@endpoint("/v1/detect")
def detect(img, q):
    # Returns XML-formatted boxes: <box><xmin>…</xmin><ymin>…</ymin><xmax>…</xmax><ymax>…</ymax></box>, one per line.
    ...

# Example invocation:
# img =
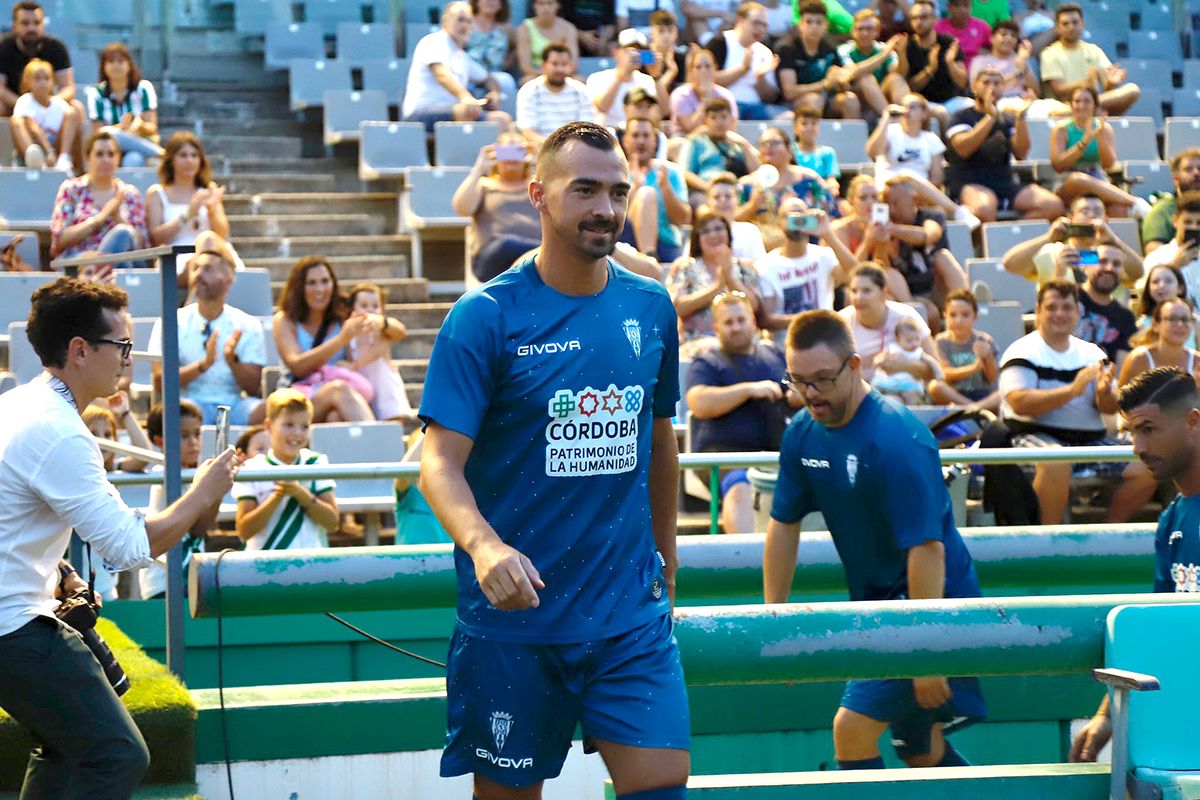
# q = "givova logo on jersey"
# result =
<box><xmin>545</xmin><ymin>384</ymin><xmax>644</xmax><ymax>477</ymax></box>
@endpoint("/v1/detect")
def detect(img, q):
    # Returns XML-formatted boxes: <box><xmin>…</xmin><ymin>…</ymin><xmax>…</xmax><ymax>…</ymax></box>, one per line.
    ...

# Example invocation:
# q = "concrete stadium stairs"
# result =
<box><xmin>156</xmin><ymin>67</ymin><xmax>462</xmax><ymax>408</ymax></box>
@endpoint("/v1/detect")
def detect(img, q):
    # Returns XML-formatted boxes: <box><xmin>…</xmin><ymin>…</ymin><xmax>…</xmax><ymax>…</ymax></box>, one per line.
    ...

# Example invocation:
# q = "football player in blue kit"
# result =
<box><xmin>418</xmin><ymin>121</ymin><xmax>690</xmax><ymax>800</ymax></box>
<box><xmin>762</xmin><ymin>309</ymin><xmax>987</xmax><ymax>770</ymax></box>
<box><xmin>1070</xmin><ymin>366</ymin><xmax>1200</xmax><ymax>762</ymax></box>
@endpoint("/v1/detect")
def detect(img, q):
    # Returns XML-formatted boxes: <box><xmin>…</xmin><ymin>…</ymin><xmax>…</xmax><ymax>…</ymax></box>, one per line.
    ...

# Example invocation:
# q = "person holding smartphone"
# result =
<box><xmin>1143</xmin><ymin>193</ymin><xmax>1200</xmax><ymax>306</ymax></box>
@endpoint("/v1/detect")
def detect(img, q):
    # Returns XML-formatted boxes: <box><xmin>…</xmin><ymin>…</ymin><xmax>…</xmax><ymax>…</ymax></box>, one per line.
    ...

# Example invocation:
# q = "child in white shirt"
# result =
<box><xmin>11</xmin><ymin>58</ymin><xmax>76</xmax><ymax>171</ymax></box>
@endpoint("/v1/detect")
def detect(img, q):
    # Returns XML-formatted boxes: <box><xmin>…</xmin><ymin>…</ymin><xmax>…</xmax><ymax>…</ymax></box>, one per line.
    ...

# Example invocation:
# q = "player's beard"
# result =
<box><xmin>567</xmin><ymin>216</ymin><xmax>622</xmax><ymax>260</ymax></box>
<box><xmin>1140</xmin><ymin>442</ymin><xmax>1194</xmax><ymax>482</ymax></box>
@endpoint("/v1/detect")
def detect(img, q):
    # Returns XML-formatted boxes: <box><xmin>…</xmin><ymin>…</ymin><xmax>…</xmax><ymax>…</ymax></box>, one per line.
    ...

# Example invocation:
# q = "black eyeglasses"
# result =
<box><xmin>87</xmin><ymin>338</ymin><xmax>133</xmax><ymax>360</ymax></box>
<box><xmin>782</xmin><ymin>355</ymin><xmax>854</xmax><ymax>393</ymax></box>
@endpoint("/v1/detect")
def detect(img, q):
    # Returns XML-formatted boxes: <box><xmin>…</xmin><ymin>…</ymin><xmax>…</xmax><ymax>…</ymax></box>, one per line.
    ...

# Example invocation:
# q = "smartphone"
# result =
<box><xmin>785</xmin><ymin>212</ymin><xmax>819</xmax><ymax>233</ymax></box>
<box><xmin>494</xmin><ymin>143</ymin><xmax>525</xmax><ymax>162</ymax></box>
<box><xmin>638</xmin><ymin>49</ymin><xmax>656</xmax><ymax>66</ymax></box>
<box><xmin>1185</xmin><ymin>229</ymin><xmax>1200</xmax><ymax>249</ymax></box>
<box><xmin>1065</xmin><ymin>222</ymin><xmax>1095</xmax><ymax>239</ymax></box>
<box><xmin>214</xmin><ymin>405</ymin><xmax>232</xmax><ymax>455</ymax></box>
<box><xmin>1077</xmin><ymin>249</ymin><xmax>1099</xmax><ymax>266</ymax></box>
<box><xmin>871</xmin><ymin>202</ymin><xmax>890</xmax><ymax>226</ymax></box>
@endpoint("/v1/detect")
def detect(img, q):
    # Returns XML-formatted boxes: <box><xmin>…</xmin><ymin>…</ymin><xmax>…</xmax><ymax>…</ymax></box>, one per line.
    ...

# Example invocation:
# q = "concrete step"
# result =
<box><xmin>394</xmin><ymin>358</ymin><xmax>429</xmax><ymax>383</ymax></box>
<box><xmin>159</xmin><ymin>117</ymin><xmax>312</xmax><ymax>139</ymax></box>
<box><xmin>169</xmin><ymin>52</ymin><xmax>286</xmax><ymax>85</ymax></box>
<box><xmin>391</xmin><ymin>328</ymin><xmax>437</xmax><ymax>360</ymax></box>
<box><xmin>228</xmin><ymin>213</ymin><xmax>386</xmax><ymax>238</ymax></box>
<box><xmin>218</xmin><ymin>172</ymin><xmax>336</xmax><ymax>194</ymax></box>
<box><xmin>212</xmin><ymin>157</ymin><xmax>353</xmax><ymax>176</ymax></box>
<box><xmin>406</xmin><ymin>382</ymin><xmax>424</xmax><ymax>408</ymax></box>
<box><xmin>226</xmin><ymin>192</ymin><xmax>396</xmax><ymax>218</ymax></box>
<box><xmin>203</xmin><ymin>135</ymin><xmax>304</xmax><ymax>160</ymax></box>
<box><xmin>234</xmin><ymin>235</ymin><xmax>409</xmax><ymax>260</ymax></box>
<box><xmin>259</xmin><ymin>257</ymin><xmax>415</xmax><ymax>286</ymax></box>
<box><xmin>386</xmin><ymin>301</ymin><xmax>452</xmax><ymax>329</ymax></box>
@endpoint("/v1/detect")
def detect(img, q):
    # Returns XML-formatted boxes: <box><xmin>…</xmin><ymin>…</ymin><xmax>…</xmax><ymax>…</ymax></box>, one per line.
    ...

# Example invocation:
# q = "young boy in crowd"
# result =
<box><xmin>792</xmin><ymin>108</ymin><xmax>843</xmax><ymax>214</ymax></box>
<box><xmin>931</xmin><ymin>289</ymin><xmax>1001</xmax><ymax>409</ymax></box>
<box><xmin>234</xmin><ymin>388</ymin><xmax>339</xmax><ymax>551</ymax></box>
<box><xmin>139</xmin><ymin>400</ymin><xmax>213</xmax><ymax>599</ymax></box>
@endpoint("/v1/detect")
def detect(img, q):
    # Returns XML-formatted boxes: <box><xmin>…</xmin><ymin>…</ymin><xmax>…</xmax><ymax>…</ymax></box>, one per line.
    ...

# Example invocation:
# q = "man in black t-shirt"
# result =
<box><xmin>564</xmin><ymin>0</ymin><xmax>617</xmax><ymax>55</ymax></box>
<box><xmin>1075</xmin><ymin>243</ymin><xmax>1137</xmax><ymax>365</ymax></box>
<box><xmin>685</xmin><ymin>292</ymin><xmax>792</xmax><ymax>532</ymax></box>
<box><xmin>895</xmin><ymin>0</ymin><xmax>968</xmax><ymax>132</ymax></box>
<box><xmin>777</xmin><ymin>0</ymin><xmax>860</xmax><ymax>118</ymax></box>
<box><xmin>944</xmin><ymin>66</ymin><xmax>1064</xmax><ymax>222</ymax></box>
<box><xmin>0</xmin><ymin>2</ymin><xmax>73</xmax><ymax>115</ymax></box>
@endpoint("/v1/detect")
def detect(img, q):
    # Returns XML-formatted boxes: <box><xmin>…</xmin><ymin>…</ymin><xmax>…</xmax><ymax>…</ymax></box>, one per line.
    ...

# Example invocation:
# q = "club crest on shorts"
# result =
<box><xmin>846</xmin><ymin>454</ymin><xmax>858</xmax><ymax>487</ymax></box>
<box><xmin>623</xmin><ymin>318</ymin><xmax>642</xmax><ymax>359</ymax></box>
<box><xmin>490</xmin><ymin>711</ymin><xmax>514</xmax><ymax>753</ymax></box>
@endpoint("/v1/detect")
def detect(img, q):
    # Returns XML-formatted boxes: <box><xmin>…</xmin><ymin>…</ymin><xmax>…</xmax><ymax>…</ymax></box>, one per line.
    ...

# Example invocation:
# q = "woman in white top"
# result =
<box><xmin>84</xmin><ymin>42</ymin><xmax>163</xmax><ymax>167</ymax></box>
<box><xmin>867</xmin><ymin>93</ymin><xmax>946</xmax><ymax>185</ymax></box>
<box><xmin>704</xmin><ymin>172</ymin><xmax>768</xmax><ymax>262</ymax></box>
<box><xmin>146</xmin><ymin>132</ymin><xmax>230</xmax><ymax>285</ymax></box>
<box><xmin>836</xmin><ymin>262</ymin><xmax>937</xmax><ymax>383</ymax></box>
<box><xmin>1119</xmin><ymin>297</ymin><xmax>1200</xmax><ymax>388</ymax></box>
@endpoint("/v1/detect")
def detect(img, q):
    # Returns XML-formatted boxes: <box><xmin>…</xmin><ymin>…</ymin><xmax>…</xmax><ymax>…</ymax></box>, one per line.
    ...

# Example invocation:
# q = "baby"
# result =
<box><xmin>872</xmin><ymin>317</ymin><xmax>942</xmax><ymax>405</ymax></box>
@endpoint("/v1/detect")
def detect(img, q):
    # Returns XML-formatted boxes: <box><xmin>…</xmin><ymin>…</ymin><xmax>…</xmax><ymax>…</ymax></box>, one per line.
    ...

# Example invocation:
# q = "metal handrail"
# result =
<box><xmin>50</xmin><ymin>244</ymin><xmax>177</xmax><ymax>270</ymax></box>
<box><xmin>96</xmin><ymin>438</ymin><xmax>164</xmax><ymax>464</ymax></box>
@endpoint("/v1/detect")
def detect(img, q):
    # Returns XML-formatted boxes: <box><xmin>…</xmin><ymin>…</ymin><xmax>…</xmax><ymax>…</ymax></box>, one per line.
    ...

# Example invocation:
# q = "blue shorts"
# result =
<box><xmin>441</xmin><ymin>613</ymin><xmax>690</xmax><ymax>787</ymax></box>
<box><xmin>720</xmin><ymin>468</ymin><xmax>749</xmax><ymax>498</ymax></box>
<box><xmin>840</xmin><ymin>676</ymin><xmax>987</xmax><ymax>759</ymax></box>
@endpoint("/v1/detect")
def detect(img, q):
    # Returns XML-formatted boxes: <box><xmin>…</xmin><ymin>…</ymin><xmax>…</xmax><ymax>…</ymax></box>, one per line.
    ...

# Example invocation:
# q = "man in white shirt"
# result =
<box><xmin>616</xmin><ymin>0</ymin><xmax>678</xmax><ymax>38</ymax></box>
<box><xmin>401</xmin><ymin>2</ymin><xmax>512</xmax><ymax>130</ymax></box>
<box><xmin>516</xmin><ymin>42</ymin><xmax>592</xmax><ymax>144</ymax></box>
<box><xmin>148</xmin><ymin>248</ymin><xmax>266</xmax><ymax>426</ymax></box>
<box><xmin>998</xmin><ymin>279</ymin><xmax>1156</xmax><ymax>523</ymax></box>
<box><xmin>758</xmin><ymin>197</ymin><xmax>857</xmax><ymax>343</ymax></box>
<box><xmin>586</xmin><ymin>29</ymin><xmax>659</xmax><ymax>127</ymax></box>
<box><xmin>0</xmin><ymin>278</ymin><xmax>236</xmax><ymax>798</ymax></box>
<box><xmin>704</xmin><ymin>2</ymin><xmax>783</xmax><ymax>120</ymax></box>
<box><xmin>1143</xmin><ymin>193</ymin><xmax>1200</xmax><ymax>303</ymax></box>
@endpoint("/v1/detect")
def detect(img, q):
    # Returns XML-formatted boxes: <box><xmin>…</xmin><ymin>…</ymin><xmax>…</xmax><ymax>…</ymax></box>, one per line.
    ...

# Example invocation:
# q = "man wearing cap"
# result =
<box><xmin>587</xmin><ymin>29</ymin><xmax>660</xmax><ymax>127</ymax></box>
<box><xmin>148</xmin><ymin>244</ymin><xmax>266</xmax><ymax>426</ymax></box>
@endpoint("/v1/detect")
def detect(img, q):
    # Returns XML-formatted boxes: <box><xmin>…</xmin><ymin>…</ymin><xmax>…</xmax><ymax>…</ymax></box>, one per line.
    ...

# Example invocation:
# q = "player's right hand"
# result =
<box><xmin>1068</xmin><ymin>714</ymin><xmax>1112</xmax><ymax>762</ymax></box>
<box><xmin>474</xmin><ymin>539</ymin><xmax>545</xmax><ymax>611</ymax></box>
<box><xmin>912</xmin><ymin>676</ymin><xmax>952</xmax><ymax>709</ymax></box>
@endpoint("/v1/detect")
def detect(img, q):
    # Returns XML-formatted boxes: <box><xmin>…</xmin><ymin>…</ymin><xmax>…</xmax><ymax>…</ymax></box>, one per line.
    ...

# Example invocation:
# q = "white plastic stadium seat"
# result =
<box><xmin>335</xmin><ymin>22</ymin><xmax>395</xmax><ymax>62</ymax></box>
<box><xmin>113</xmin><ymin>268</ymin><xmax>164</xmax><ymax>318</ymax></box>
<box><xmin>361</xmin><ymin>58</ymin><xmax>409</xmax><ymax>105</ymax></box>
<box><xmin>0</xmin><ymin>273</ymin><xmax>55</xmax><ymax>343</ymax></box>
<box><xmin>818</xmin><ymin>119</ymin><xmax>869</xmax><ymax>172</ymax></box>
<box><xmin>265</xmin><ymin>22</ymin><xmax>324</xmax><ymax>70</ymax></box>
<box><xmin>401</xmin><ymin>166</ymin><xmax>470</xmax><ymax>279</ymax></box>
<box><xmin>288</xmin><ymin>59</ymin><xmax>353</xmax><ymax>111</ymax></box>
<box><xmin>0</xmin><ymin>168</ymin><xmax>67</xmax><ymax>229</ymax></box>
<box><xmin>966</xmin><ymin>258</ymin><xmax>1037</xmax><ymax>313</ymax></box>
<box><xmin>981</xmin><ymin>220</ymin><xmax>1050</xmax><ymax>259</ymax></box>
<box><xmin>322</xmin><ymin>89</ymin><xmax>389</xmax><ymax>146</ymax></box>
<box><xmin>1165</xmin><ymin>117</ymin><xmax>1200</xmax><ymax>161</ymax></box>
<box><xmin>359</xmin><ymin>121</ymin><xmax>428</xmax><ymax>180</ymax></box>
<box><xmin>433</xmin><ymin>121</ymin><xmax>502</xmax><ymax>167</ymax></box>
<box><xmin>225</xmin><ymin>269</ymin><xmax>274</xmax><ymax>317</ymax></box>
<box><xmin>973</xmin><ymin>301</ymin><xmax>1025</xmax><ymax>353</ymax></box>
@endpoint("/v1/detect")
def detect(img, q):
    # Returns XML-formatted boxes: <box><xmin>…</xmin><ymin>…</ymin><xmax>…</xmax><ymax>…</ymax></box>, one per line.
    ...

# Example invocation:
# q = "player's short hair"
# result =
<box><xmin>11</xmin><ymin>2</ymin><xmax>41</xmax><ymax>21</ymax></box>
<box><xmin>787</xmin><ymin>310</ymin><xmax>856</xmax><ymax>358</ymax></box>
<box><xmin>542</xmin><ymin>41</ymin><xmax>572</xmax><ymax>61</ymax></box>
<box><xmin>1170</xmin><ymin>147</ymin><xmax>1200</xmax><ymax>173</ymax></box>
<box><xmin>1055</xmin><ymin>2</ymin><xmax>1083</xmax><ymax>20</ymax></box>
<box><xmin>1118</xmin><ymin>367</ymin><xmax>1200</xmax><ymax>415</ymax></box>
<box><xmin>267</xmin><ymin>387</ymin><xmax>314</xmax><ymax>421</ymax></box>
<box><xmin>1037</xmin><ymin>279</ymin><xmax>1079</xmax><ymax>307</ymax></box>
<box><xmin>736</xmin><ymin>2</ymin><xmax>765</xmax><ymax>20</ymax></box>
<box><xmin>147</xmin><ymin>400</ymin><xmax>204</xmax><ymax>442</ymax></box>
<box><xmin>703</xmin><ymin>98</ymin><xmax>733</xmax><ymax>116</ymax></box>
<box><xmin>27</xmin><ymin>277</ymin><xmax>128</xmax><ymax>368</ymax></box>
<box><xmin>537</xmin><ymin>121</ymin><xmax>618</xmax><ymax>179</ymax></box>
<box><xmin>649</xmin><ymin>8</ymin><xmax>677</xmax><ymax>27</ymax></box>
<box><xmin>851</xmin><ymin>262</ymin><xmax>888</xmax><ymax>290</ymax></box>
<box><xmin>799</xmin><ymin>0</ymin><xmax>826</xmax><ymax>17</ymax></box>
<box><xmin>943</xmin><ymin>288</ymin><xmax>979</xmax><ymax>314</ymax></box>
<box><xmin>993</xmin><ymin>18</ymin><xmax>1020</xmax><ymax>36</ymax></box>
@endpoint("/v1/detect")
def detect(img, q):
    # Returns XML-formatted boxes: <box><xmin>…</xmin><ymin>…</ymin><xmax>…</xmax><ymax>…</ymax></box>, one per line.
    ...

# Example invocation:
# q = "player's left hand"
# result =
<box><xmin>912</xmin><ymin>676</ymin><xmax>952</xmax><ymax>709</ymax></box>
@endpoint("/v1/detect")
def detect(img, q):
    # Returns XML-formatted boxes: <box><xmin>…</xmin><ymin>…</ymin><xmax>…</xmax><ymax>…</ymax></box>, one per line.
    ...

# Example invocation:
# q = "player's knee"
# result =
<box><xmin>832</xmin><ymin>708</ymin><xmax>874</xmax><ymax>751</ymax></box>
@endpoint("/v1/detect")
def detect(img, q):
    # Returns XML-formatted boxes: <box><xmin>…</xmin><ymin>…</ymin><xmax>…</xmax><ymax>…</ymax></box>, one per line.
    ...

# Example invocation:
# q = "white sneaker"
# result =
<box><xmin>971</xmin><ymin>280</ymin><xmax>993</xmax><ymax>304</ymax></box>
<box><xmin>954</xmin><ymin>205</ymin><xmax>982</xmax><ymax>232</ymax></box>
<box><xmin>54</xmin><ymin>154</ymin><xmax>73</xmax><ymax>173</ymax></box>
<box><xmin>1131</xmin><ymin>196</ymin><xmax>1153</xmax><ymax>219</ymax></box>
<box><xmin>23</xmin><ymin>144</ymin><xmax>45</xmax><ymax>169</ymax></box>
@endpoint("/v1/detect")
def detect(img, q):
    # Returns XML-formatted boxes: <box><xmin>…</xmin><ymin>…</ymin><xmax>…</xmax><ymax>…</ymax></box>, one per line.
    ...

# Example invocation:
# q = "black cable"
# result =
<box><xmin>324</xmin><ymin>612</ymin><xmax>447</xmax><ymax>669</ymax></box>
<box><xmin>214</xmin><ymin>548</ymin><xmax>236</xmax><ymax>800</ymax></box>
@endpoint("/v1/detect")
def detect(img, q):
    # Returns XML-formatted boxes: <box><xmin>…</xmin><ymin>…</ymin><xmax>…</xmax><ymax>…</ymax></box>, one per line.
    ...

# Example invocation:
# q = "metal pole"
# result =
<box><xmin>163</xmin><ymin>245</ymin><xmax>194</xmax><ymax>678</ymax></box>
<box><xmin>709</xmin><ymin>465</ymin><xmax>720</xmax><ymax>535</ymax></box>
<box><xmin>1109</xmin><ymin>688</ymin><xmax>1129</xmax><ymax>800</ymax></box>
<box><xmin>131</xmin><ymin>0</ymin><xmax>146</xmax><ymax>73</ymax></box>
<box><xmin>159</xmin><ymin>0</ymin><xmax>175</xmax><ymax>80</ymax></box>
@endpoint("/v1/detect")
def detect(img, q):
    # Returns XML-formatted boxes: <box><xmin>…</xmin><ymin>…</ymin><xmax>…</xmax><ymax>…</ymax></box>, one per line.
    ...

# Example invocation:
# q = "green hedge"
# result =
<box><xmin>0</xmin><ymin>619</ymin><xmax>195</xmax><ymax>790</ymax></box>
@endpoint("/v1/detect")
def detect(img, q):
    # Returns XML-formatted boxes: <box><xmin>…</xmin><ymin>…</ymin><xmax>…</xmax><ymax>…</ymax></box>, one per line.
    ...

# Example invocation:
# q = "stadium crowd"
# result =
<box><xmin>2</xmin><ymin>0</ymin><xmax>1198</xmax><ymax>570</ymax></box>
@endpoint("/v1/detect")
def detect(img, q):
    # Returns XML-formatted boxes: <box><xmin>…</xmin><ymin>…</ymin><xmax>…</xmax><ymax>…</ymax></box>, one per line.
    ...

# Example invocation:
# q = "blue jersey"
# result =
<box><xmin>771</xmin><ymin>391</ymin><xmax>979</xmax><ymax>602</ymax></box>
<box><xmin>420</xmin><ymin>256</ymin><xmax>680</xmax><ymax>644</ymax></box>
<box><xmin>1154</xmin><ymin>493</ymin><xmax>1200</xmax><ymax>593</ymax></box>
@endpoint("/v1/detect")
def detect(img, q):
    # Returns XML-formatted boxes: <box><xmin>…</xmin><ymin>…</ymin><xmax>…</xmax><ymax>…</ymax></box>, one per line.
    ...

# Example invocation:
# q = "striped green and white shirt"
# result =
<box><xmin>83</xmin><ymin>79</ymin><xmax>158</xmax><ymax>126</ymax></box>
<box><xmin>233</xmin><ymin>448</ymin><xmax>336</xmax><ymax>551</ymax></box>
